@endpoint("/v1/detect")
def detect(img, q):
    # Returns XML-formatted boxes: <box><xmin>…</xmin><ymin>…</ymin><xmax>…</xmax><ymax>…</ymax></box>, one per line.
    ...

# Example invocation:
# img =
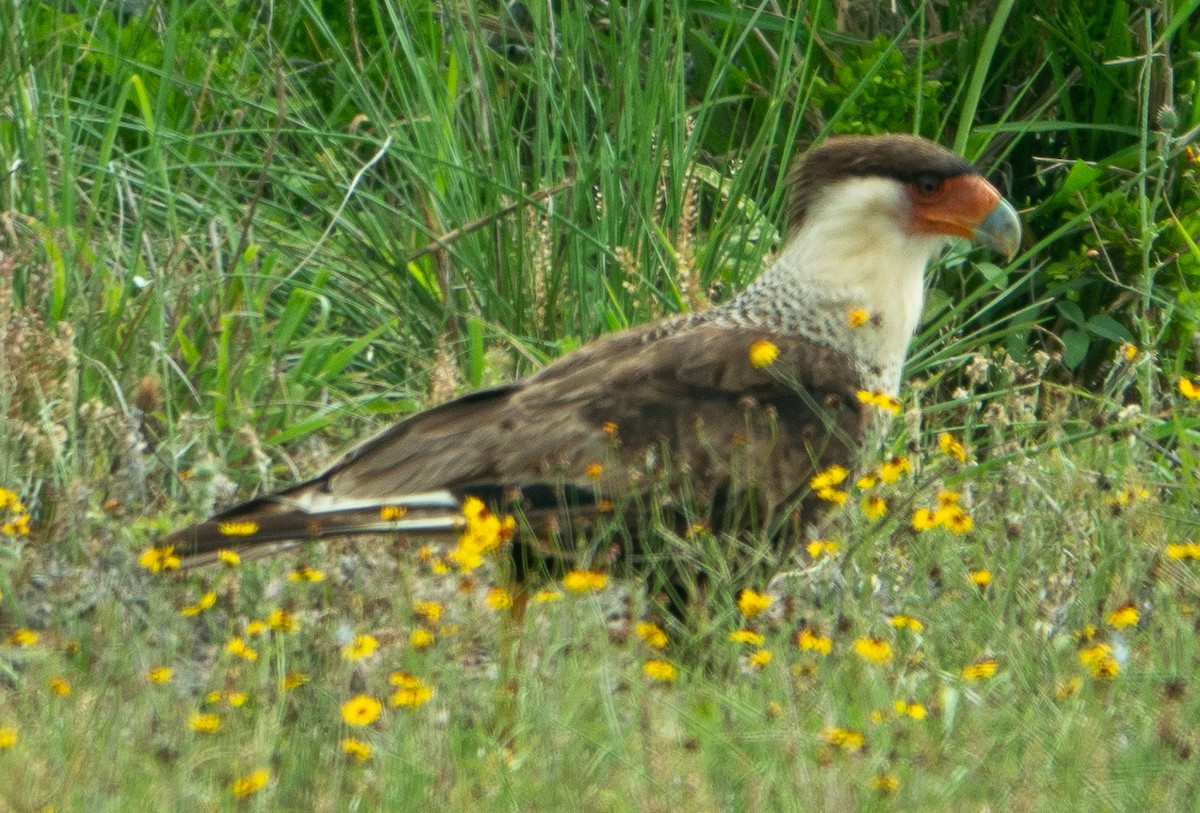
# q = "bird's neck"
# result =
<box><xmin>717</xmin><ymin>219</ymin><xmax>943</xmax><ymax>395</ymax></box>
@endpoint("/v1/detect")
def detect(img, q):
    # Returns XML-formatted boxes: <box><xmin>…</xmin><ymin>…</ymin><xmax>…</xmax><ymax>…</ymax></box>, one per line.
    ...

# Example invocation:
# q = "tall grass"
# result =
<box><xmin>1</xmin><ymin>0</ymin><xmax>1199</xmax><ymax>809</ymax></box>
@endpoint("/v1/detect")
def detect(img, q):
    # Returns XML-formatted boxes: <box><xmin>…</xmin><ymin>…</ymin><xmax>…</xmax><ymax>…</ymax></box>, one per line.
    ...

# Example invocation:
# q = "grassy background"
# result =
<box><xmin>2</xmin><ymin>0</ymin><xmax>1200</xmax><ymax>809</ymax></box>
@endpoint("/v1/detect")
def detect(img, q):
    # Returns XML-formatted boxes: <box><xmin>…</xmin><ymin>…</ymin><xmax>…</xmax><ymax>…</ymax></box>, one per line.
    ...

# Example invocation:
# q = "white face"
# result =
<box><xmin>772</xmin><ymin>176</ymin><xmax>950</xmax><ymax>385</ymax></box>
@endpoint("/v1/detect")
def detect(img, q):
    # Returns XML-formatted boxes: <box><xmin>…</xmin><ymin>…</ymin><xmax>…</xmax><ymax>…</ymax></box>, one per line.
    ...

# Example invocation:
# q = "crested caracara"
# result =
<box><xmin>163</xmin><ymin>134</ymin><xmax>1021</xmax><ymax>564</ymax></box>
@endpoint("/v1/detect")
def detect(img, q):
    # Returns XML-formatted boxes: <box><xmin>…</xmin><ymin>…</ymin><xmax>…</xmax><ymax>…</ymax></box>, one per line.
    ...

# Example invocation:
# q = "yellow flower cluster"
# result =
<box><xmin>737</xmin><ymin>589</ymin><xmax>773</xmax><ymax>618</ymax></box>
<box><xmin>823</xmin><ymin>727</ymin><xmax>864</xmax><ymax>751</ymax></box>
<box><xmin>563</xmin><ymin>570</ymin><xmax>608</xmax><ymax>593</ymax></box>
<box><xmin>809</xmin><ymin>465</ymin><xmax>848</xmax><ymax>505</ymax></box>
<box><xmin>0</xmin><ymin>488</ymin><xmax>30</xmax><ymax>536</ymax></box>
<box><xmin>847</xmin><ymin>308</ymin><xmax>869</xmax><ymax>328</ymax></box>
<box><xmin>1167</xmin><ymin>542</ymin><xmax>1200</xmax><ymax>560</ymax></box>
<box><xmin>635</xmin><ymin>621</ymin><xmax>668</xmax><ymax>649</ymax></box>
<box><xmin>342</xmin><ymin>634</ymin><xmax>378</xmax><ymax>661</ymax></box>
<box><xmin>889</xmin><ymin>615</ymin><xmax>923</xmax><ymax>632</ymax></box>
<box><xmin>797</xmin><ymin>628</ymin><xmax>832</xmax><ymax>655</ymax></box>
<box><xmin>893</xmin><ymin>700</ymin><xmax>926</xmax><ymax>719</ymax></box>
<box><xmin>854</xmin><ymin>637</ymin><xmax>893</xmax><ymax>664</ymax></box>
<box><xmin>962</xmin><ymin>657</ymin><xmax>998</xmax><ymax>681</ymax></box>
<box><xmin>911</xmin><ymin>492</ymin><xmax>974</xmax><ymax>534</ymax></box>
<box><xmin>856</xmin><ymin>389</ymin><xmax>901</xmax><ymax>415</ymax></box>
<box><xmin>1079</xmin><ymin>644</ymin><xmax>1120</xmax><ymax>678</ymax></box>
<box><xmin>938</xmin><ymin>432</ymin><xmax>967</xmax><ymax>462</ymax></box>
<box><xmin>342</xmin><ymin>737</ymin><xmax>372</xmax><ymax>762</ymax></box>
<box><xmin>806</xmin><ymin>540</ymin><xmax>839</xmax><ymax>559</ymax></box>
<box><xmin>643</xmin><ymin>659</ymin><xmax>678</xmax><ymax>682</ymax></box>
<box><xmin>1106</xmin><ymin>603</ymin><xmax>1138</xmax><ymax>629</ymax></box>
<box><xmin>390</xmin><ymin>672</ymin><xmax>434</xmax><ymax>708</ymax></box>
<box><xmin>729</xmin><ymin>629</ymin><xmax>765</xmax><ymax>646</ymax></box>
<box><xmin>138</xmin><ymin>545</ymin><xmax>181</xmax><ymax>573</ymax></box>
<box><xmin>232</xmin><ymin>769</ymin><xmax>269</xmax><ymax>798</ymax></box>
<box><xmin>448</xmin><ymin>497</ymin><xmax>515</xmax><ymax>572</ymax></box>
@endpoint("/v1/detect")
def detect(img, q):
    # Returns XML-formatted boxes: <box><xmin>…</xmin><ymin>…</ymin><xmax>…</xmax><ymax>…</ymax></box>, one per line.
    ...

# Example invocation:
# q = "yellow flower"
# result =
<box><xmin>894</xmin><ymin>699</ymin><xmax>926</xmax><ymax>719</ymax></box>
<box><xmin>342</xmin><ymin>737</ymin><xmax>372</xmax><ymax>762</ymax></box>
<box><xmin>737</xmin><ymin>589</ymin><xmax>773</xmax><ymax>618</ymax></box>
<box><xmin>282</xmin><ymin>671</ymin><xmax>310</xmax><ymax>690</ymax></box>
<box><xmin>341</xmin><ymin>694</ymin><xmax>383</xmax><ymax>727</ymax></box>
<box><xmin>879</xmin><ymin>456</ymin><xmax>911</xmax><ymax>483</ymax></box>
<box><xmin>1106</xmin><ymin>603</ymin><xmax>1139</xmax><ymax>629</ymax></box>
<box><xmin>643</xmin><ymin>659</ymin><xmax>678</xmax><ymax>682</ymax></box>
<box><xmin>962</xmin><ymin>657</ymin><xmax>998</xmax><ymax>680</ymax></box>
<box><xmin>7</xmin><ymin>628</ymin><xmax>37</xmax><ymax>647</ymax></box>
<box><xmin>216</xmin><ymin>549</ymin><xmax>241</xmax><ymax>567</ymax></box>
<box><xmin>48</xmin><ymin>677</ymin><xmax>70</xmax><ymax>697</ymax></box>
<box><xmin>871</xmin><ymin>773</ymin><xmax>900</xmax><ymax>794</ymax></box>
<box><xmin>138</xmin><ymin>545</ymin><xmax>181</xmax><ymax>573</ymax></box>
<box><xmin>748</xmin><ymin>340</ymin><xmax>779</xmax><ymax>368</ymax></box>
<box><xmin>389</xmin><ymin>673</ymin><xmax>434</xmax><ymax>708</ymax></box>
<box><xmin>1167</xmin><ymin>543</ymin><xmax>1200</xmax><ymax>560</ymax></box>
<box><xmin>729</xmin><ymin>629</ymin><xmax>765</xmax><ymax>646</ymax></box>
<box><xmin>1119</xmin><ymin>342</ymin><xmax>1138</xmax><ymax>361</ymax></box>
<box><xmin>911</xmin><ymin>508</ymin><xmax>938</xmax><ymax>531</ymax></box>
<box><xmin>938</xmin><ymin>432</ymin><xmax>967</xmax><ymax>462</ymax></box>
<box><xmin>854</xmin><ymin>637</ymin><xmax>893</xmax><ymax>665</ymax></box>
<box><xmin>231</xmin><ymin>769</ymin><xmax>269</xmax><ymax>798</ymax></box>
<box><xmin>218</xmin><ymin>520</ymin><xmax>258</xmax><ymax>537</ymax></box>
<box><xmin>816</xmin><ymin>487</ymin><xmax>848</xmax><ymax>505</ymax></box>
<box><xmin>856</xmin><ymin>389</ymin><xmax>901</xmax><ymax>415</ymax></box>
<box><xmin>847</xmin><ymin>308</ymin><xmax>869</xmax><ymax>328</ymax></box>
<box><xmin>246</xmin><ymin>620</ymin><xmax>268</xmax><ymax>636</ymax></box>
<box><xmin>1056</xmin><ymin>676</ymin><xmax>1083</xmax><ymax>699</ymax></box>
<box><xmin>823</xmin><ymin>727</ymin><xmax>864</xmax><ymax>752</ymax></box>
<box><xmin>856</xmin><ymin>472</ymin><xmax>879</xmax><ymax>489</ymax></box>
<box><xmin>635</xmin><ymin>621</ymin><xmax>668</xmax><ymax>649</ymax></box>
<box><xmin>180</xmin><ymin>590</ymin><xmax>217</xmax><ymax>617</ymax></box>
<box><xmin>1081</xmin><ymin>644</ymin><xmax>1120</xmax><ymax>678</ymax></box>
<box><xmin>969</xmin><ymin>569</ymin><xmax>992</xmax><ymax>588</ymax></box>
<box><xmin>806</xmin><ymin>540</ymin><xmax>839</xmax><ymax>558</ymax></box>
<box><xmin>0</xmin><ymin>727</ymin><xmax>15</xmax><ymax>749</ymax></box>
<box><xmin>585</xmin><ymin>462</ymin><xmax>604</xmax><ymax>480</ymax></box>
<box><xmin>809</xmin><ymin>465</ymin><xmax>847</xmax><ymax>492</ymax></box>
<box><xmin>1074</xmin><ymin>625</ymin><xmax>1096</xmax><ymax>643</ymax></box>
<box><xmin>562</xmin><ymin>570</ymin><xmax>608</xmax><ymax>593</ymax></box>
<box><xmin>533</xmin><ymin>589</ymin><xmax>563</xmax><ymax>603</ymax></box>
<box><xmin>448</xmin><ymin>497</ymin><xmax>515</xmax><ymax>572</ymax></box>
<box><xmin>147</xmin><ymin>666</ymin><xmax>173</xmax><ymax>684</ymax></box>
<box><xmin>861</xmin><ymin>495</ymin><xmax>887</xmax><ymax>520</ymax></box>
<box><xmin>288</xmin><ymin>565</ymin><xmax>325</xmax><ymax>582</ymax></box>
<box><xmin>188</xmin><ymin>712</ymin><xmax>221</xmax><ymax>734</ymax></box>
<box><xmin>796</xmin><ymin>628</ymin><xmax>832</xmax><ymax>655</ymax></box>
<box><xmin>380</xmin><ymin>505</ymin><xmax>407</xmax><ymax>521</ymax></box>
<box><xmin>409</xmin><ymin>628</ymin><xmax>435</xmax><ymax>650</ymax></box>
<box><xmin>939</xmin><ymin>506</ymin><xmax>974</xmax><ymax>534</ymax></box>
<box><xmin>267</xmin><ymin>609</ymin><xmax>298</xmax><ymax>633</ymax></box>
<box><xmin>342</xmin><ymin>634</ymin><xmax>378</xmax><ymax>661</ymax></box>
<box><xmin>413</xmin><ymin>600</ymin><xmax>443</xmax><ymax>624</ymax></box>
<box><xmin>749</xmin><ymin>649</ymin><xmax>772</xmax><ymax>669</ymax></box>
<box><xmin>486</xmin><ymin>587</ymin><xmax>513</xmax><ymax>609</ymax></box>
<box><xmin>1180</xmin><ymin>377</ymin><xmax>1200</xmax><ymax>401</ymax></box>
<box><xmin>889</xmin><ymin>615</ymin><xmax>923</xmax><ymax>632</ymax></box>
<box><xmin>224</xmin><ymin>637</ymin><xmax>258</xmax><ymax>662</ymax></box>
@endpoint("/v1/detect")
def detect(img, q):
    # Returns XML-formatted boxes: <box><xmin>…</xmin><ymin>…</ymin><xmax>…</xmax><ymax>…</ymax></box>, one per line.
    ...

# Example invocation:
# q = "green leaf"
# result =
<box><xmin>1056</xmin><ymin>301</ymin><xmax>1085</xmax><ymax>326</ymax></box>
<box><xmin>1085</xmin><ymin>314</ymin><xmax>1134</xmax><ymax>344</ymax></box>
<box><xmin>1062</xmin><ymin>328</ymin><xmax>1090</xmax><ymax>369</ymax></box>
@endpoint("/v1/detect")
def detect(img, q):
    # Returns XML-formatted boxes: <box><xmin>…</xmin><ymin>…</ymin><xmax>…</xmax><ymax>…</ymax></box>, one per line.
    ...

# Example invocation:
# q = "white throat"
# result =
<box><xmin>744</xmin><ymin>177</ymin><xmax>949</xmax><ymax>393</ymax></box>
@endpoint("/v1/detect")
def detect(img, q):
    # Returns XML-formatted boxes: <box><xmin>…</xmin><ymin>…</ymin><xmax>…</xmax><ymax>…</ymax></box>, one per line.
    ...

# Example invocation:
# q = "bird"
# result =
<box><xmin>162</xmin><ymin>134</ymin><xmax>1021</xmax><ymax>576</ymax></box>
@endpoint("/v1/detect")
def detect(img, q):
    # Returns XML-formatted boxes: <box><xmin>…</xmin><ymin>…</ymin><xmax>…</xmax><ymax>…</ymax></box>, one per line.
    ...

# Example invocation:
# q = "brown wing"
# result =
<box><xmin>165</xmin><ymin>320</ymin><xmax>868</xmax><ymax>556</ymax></box>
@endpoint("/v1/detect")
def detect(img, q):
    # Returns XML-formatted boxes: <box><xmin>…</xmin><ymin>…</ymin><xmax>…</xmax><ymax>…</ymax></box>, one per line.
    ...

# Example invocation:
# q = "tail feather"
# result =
<box><xmin>163</xmin><ymin>487</ymin><xmax>466</xmax><ymax>559</ymax></box>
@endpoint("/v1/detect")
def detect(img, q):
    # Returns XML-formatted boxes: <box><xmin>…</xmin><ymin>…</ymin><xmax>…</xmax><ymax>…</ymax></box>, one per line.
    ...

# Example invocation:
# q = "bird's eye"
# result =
<box><xmin>914</xmin><ymin>174</ymin><xmax>942</xmax><ymax>196</ymax></box>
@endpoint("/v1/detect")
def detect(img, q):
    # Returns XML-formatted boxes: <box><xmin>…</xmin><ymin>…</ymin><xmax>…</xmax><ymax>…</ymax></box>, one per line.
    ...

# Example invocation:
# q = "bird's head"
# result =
<box><xmin>786</xmin><ymin>133</ymin><xmax>1021</xmax><ymax>263</ymax></box>
<box><xmin>764</xmin><ymin>134</ymin><xmax>1021</xmax><ymax>393</ymax></box>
